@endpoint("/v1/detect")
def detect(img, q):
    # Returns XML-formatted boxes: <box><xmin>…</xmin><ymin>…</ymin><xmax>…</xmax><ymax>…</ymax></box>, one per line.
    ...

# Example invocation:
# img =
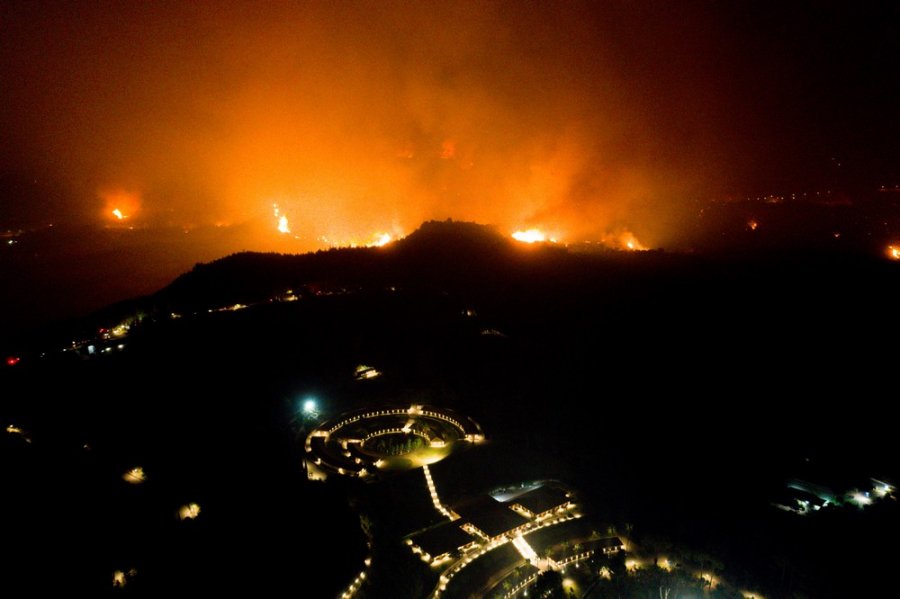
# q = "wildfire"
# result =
<box><xmin>512</xmin><ymin>229</ymin><xmax>550</xmax><ymax>243</ymax></box>
<box><xmin>887</xmin><ymin>245</ymin><xmax>900</xmax><ymax>260</ymax></box>
<box><xmin>319</xmin><ymin>231</ymin><xmax>397</xmax><ymax>248</ymax></box>
<box><xmin>273</xmin><ymin>203</ymin><xmax>291</xmax><ymax>234</ymax></box>
<box><xmin>605</xmin><ymin>230</ymin><xmax>646</xmax><ymax>251</ymax></box>
<box><xmin>369</xmin><ymin>232</ymin><xmax>393</xmax><ymax>247</ymax></box>
<box><xmin>100</xmin><ymin>189</ymin><xmax>140</xmax><ymax>223</ymax></box>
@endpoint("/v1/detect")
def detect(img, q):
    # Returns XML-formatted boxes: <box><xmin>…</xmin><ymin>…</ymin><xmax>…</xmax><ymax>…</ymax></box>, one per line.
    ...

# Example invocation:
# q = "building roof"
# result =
<box><xmin>452</xmin><ymin>495</ymin><xmax>530</xmax><ymax>538</ymax></box>
<box><xmin>408</xmin><ymin>522</ymin><xmax>475</xmax><ymax>557</ymax></box>
<box><xmin>595</xmin><ymin>536</ymin><xmax>624</xmax><ymax>550</ymax></box>
<box><xmin>507</xmin><ymin>485</ymin><xmax>571</xmax><ymax>515</ymax></box>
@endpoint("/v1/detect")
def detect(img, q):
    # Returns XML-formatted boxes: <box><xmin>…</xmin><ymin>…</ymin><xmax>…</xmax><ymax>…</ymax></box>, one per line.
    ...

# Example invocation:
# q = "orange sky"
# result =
<box><xmin>2</xmin><ymin>2</ymin><xmax>896</xmax><ymax>252</ymax></box>
<box><xmin>1</xmin><ymin>2</ymin><xmax>748</xmax><ymax>250</ymax></box>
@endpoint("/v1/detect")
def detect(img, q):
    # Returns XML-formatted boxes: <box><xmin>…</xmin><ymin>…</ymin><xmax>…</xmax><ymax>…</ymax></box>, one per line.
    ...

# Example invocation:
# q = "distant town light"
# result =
<box><xmin>850</xmin><ymin>491</ymin><xmax>872</xmax><ymax>507</ymax></box>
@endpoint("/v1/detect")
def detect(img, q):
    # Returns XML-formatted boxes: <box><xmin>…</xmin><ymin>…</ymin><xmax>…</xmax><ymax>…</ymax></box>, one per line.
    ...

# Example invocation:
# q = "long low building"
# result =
<box><xmin>453</xmin><ymin>495</ymin><xmax>531</xmax><ymax>541</ymax></box>
<box><xmin>406</xmin><ymin>483</ymin><xmax>580</xmax><ymax>567</ymax></box>
<box><xmin>506</xmin><ymin>485</ymin><xmax>574</xmax><ymax>520</ymax></box>
<box><xmin>406</xmin><ymin>522</ymin><xmax>479</xmax><ymax>564</ymax></box>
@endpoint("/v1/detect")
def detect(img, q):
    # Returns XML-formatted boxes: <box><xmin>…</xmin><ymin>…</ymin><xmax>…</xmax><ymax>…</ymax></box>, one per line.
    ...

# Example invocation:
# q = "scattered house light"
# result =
<box><xmin>112</xmin><ymin>568</ymin><xmax>136</xmax><ymax>587</ymax></box>
<box><xmin>123</xmin><ymin>467</ymin><xmax>146</xmax><ymax>484</ymax></box>
<box><xmin>354</xmin><ymin>365</ymin><xmax>382</xmax><ymax>380</ymax></box>
<box><xmin>178</xmin><ymin>503</ymin><xmax>201</xmax><ymax>520</ymax></box>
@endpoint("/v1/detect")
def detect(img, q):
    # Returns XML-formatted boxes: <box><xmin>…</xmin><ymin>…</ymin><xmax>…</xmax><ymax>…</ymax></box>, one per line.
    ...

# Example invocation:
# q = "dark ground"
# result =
<box><xmin>3</xmin><ymin>222</ymin><xmax>899</xmax><ymax>597</ymax></box>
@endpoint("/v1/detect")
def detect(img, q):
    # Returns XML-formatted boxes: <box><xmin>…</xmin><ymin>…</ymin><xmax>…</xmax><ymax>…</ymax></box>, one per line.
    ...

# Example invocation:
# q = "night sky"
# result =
<box><xmin>1</xmin><ymin>1</ymin><xmax>898</xmax><ymax>327</ymax></box>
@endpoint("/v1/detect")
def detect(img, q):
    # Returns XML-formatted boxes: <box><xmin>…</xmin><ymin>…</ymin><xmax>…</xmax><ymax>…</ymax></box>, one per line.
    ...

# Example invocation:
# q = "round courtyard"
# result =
<box><xmin>304</xmin><ymin>404</ymin><xmax>485</xmax><ymax>480</ymax></box>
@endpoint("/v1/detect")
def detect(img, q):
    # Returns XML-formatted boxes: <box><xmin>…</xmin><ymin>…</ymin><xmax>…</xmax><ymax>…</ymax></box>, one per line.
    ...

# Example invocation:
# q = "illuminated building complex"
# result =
<box><xmin>304</xmin><ymin>404</ymin><xmax>484</xmax><ymax>481</ymax></box>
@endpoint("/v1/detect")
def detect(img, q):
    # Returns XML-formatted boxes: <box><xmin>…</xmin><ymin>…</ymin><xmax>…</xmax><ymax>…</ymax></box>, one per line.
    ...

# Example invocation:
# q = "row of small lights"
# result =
<box><xmin>305</xmin><ymin>405</ymin><xmax>482</xmax><ymax>478</ymax></box>
<box><xmin>339</xmin><ymin>556</ymin><xmax>373</xmax><ymax>599</ymax></box>
<box><xmin>422</xmin><ymin>464</ymin><xmax>454</xmax><ymax>520</ymax></box>
<box><xmin>428</xmin><ymin>508</ymin><xmax>583</xmax><ymax>598</ymax></box>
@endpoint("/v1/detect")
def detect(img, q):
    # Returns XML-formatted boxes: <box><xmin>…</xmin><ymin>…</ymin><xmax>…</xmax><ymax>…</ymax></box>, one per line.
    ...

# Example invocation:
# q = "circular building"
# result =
<box><xmin>304</xmin><ymin>404</ymin><xmax>484</xmax><ymax>481</ymax></box>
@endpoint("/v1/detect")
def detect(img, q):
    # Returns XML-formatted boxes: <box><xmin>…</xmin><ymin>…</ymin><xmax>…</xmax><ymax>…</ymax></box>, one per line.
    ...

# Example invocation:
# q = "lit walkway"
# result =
<box><xmin>423</xmin><ymin>464</ymin><xmax>454</xmax><ymax>520</ymax></box>
<box><xmin>512</xmin><ymin>535</ymin><xmax>539</xmax><ymax>565</ymax></box>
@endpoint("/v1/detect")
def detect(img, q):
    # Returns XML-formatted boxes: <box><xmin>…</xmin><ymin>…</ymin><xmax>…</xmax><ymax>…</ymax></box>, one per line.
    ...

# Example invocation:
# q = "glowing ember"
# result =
<box><xmin>887</xmin><ymin>245</ymin><xmax>900</xmax><ymax>260</ymax></box>
<box><xmin>112</xmin><ymin>208</ymin><xmax>125</xmax><ymax>220</ymax></box>
<box><xmin>6</xmin><ymin>356</ymin><xmax>20</xmax><ymax>366</ymax></box>
<box><xmin>512</xmin><ymin>229</ymin><xmax>547</xmax><ymax>243</ymax></box>
<box><xmin>123</xmin><ymin>467</ymin><xmax>145</xmax><ymax>484</ymax></box>
<box><xmin>748</xmin><ymin>219</ymin><xmax>759</xmax><ymax>231</ymax></box>
<box><xmin>178</xmin><ymin>502</ymin><xmax>201</xmax><ymax>520</ymax></box>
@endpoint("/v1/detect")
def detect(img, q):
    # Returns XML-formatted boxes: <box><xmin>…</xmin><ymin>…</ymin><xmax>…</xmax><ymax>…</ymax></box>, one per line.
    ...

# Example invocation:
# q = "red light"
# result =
<box><xmin>6</xmin><ymin>356</ymin><xmax>21</xmax><ymax>366</ymax></box>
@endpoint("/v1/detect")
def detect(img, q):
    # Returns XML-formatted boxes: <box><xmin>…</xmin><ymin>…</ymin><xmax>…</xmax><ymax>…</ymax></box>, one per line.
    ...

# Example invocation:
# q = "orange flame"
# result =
<box><xmin>100</xmin><ymin>189</ymin><xmax>140</xmax><ymax>223</ymax></box>
<box><xmin>512</xmin><ymin>229</ymin><xmax>546</xmax><ymax>243</ymax></box>
<box><xmin>888</xmin><ymin>245</ymin><xmax>900</xmax><ymax>260</ymax></box>
<box><xmin>369</xmin><ymin>232</ymin><xmax>393</xmax><ymax>247</ymax></box>
<box><xmin>318</xmin><ymin>231</ymin><xmax>398</xmax><ymax>248</ymax></box>
<box><xmin>512</xmin><ymin>229</ymin><xmax>559</xmax><ymax>244</ymax></box>
<box><xmin>273</xmin><ymin>203</ymin><xmax>291</xmax><ymax>234</ymax></box>
<box><xmin>603</xmin><ymin>230</ymin><xmax>646</xmax><ymax>251</ymax></box>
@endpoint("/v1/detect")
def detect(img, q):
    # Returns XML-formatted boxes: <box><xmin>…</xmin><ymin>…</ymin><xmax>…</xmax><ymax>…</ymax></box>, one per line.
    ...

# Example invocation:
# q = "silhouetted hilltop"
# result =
<box><xmin>149</xmin><ymin>220</ymin><xmax>568</xmax><ymax>311</ymax></box>
<box><xmin>63</xmin><ymin>218</ymin><xmax>900</xmax><ymax>350</ymax></box>
<box><xmin>393</xmin><ymin>219</ymin><xmax>510</xmax><ymax>257</ymax></box>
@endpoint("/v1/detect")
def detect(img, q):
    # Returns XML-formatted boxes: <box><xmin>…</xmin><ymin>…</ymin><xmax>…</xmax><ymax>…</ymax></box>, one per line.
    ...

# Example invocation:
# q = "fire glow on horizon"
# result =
<box><xmin>512</xmin><ymin>229</ymin><xmax>554</xmax><ymax>244</ymax></box>
<box><xmin>3</xmin><ymin>2</ymin><xmax>767</xmax><ymax>256</ymax></box>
